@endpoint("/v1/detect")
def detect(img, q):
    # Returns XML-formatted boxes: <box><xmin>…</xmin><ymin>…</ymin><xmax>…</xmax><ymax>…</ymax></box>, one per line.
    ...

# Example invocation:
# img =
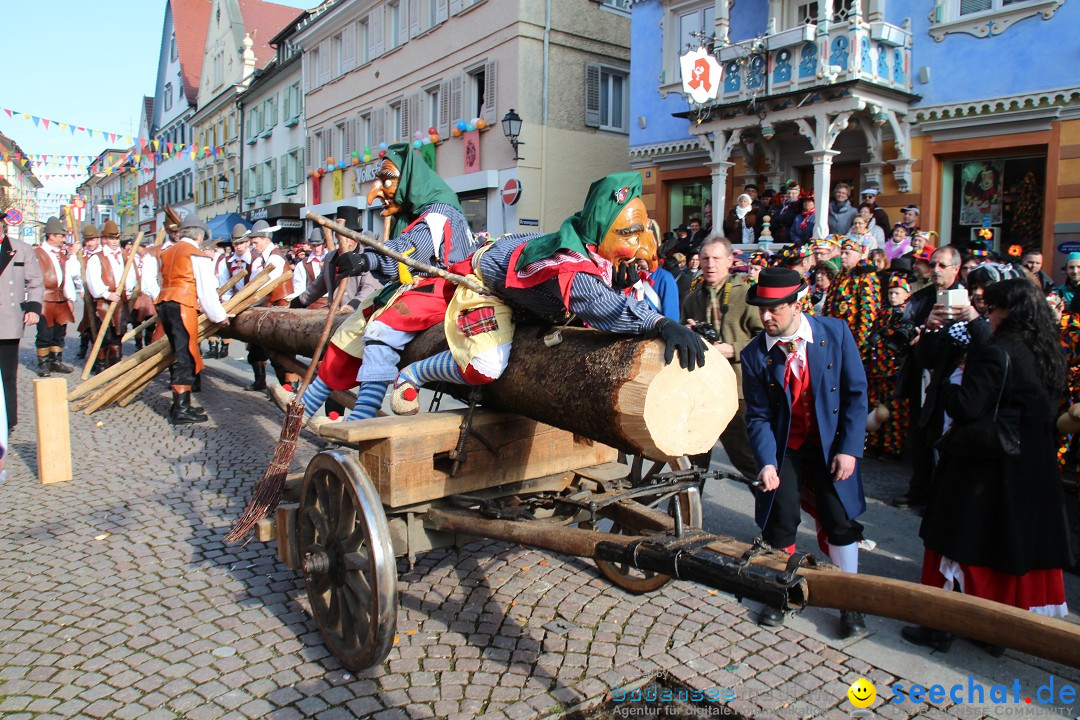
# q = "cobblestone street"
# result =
<box><xmin>1</xmin><ymin>335</ymin><xmax>1079</xmax><ymax>720</ymax></box>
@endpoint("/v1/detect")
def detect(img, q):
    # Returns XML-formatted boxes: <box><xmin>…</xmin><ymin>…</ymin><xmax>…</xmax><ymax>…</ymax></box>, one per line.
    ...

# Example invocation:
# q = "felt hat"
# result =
<box><xmin>913</xmin><ymin>245</ymin><xmax>937</xmax><ymax>262</ymax></box>
<box><xmin>249</xmin><ymin>219</ymin><xmax>273</xmax><ymax>237</ymax></box>
<box><xmin>778</xmin><ymin>243</ymin><xmax>812</xmax><ymax>266</ymax></box>
<box><xmin>81</xmin><ymin>223</ymin><xmax>100</xmax><ymax>239</ymax></box>
<box><xmin>164</xmin><ymin>219</ymin><xmax>180</xmax><ymax>232</ymax></box>
<box><xmin>967</xmin><ymin>240</ymin><xmax>994</xmax><ymax>259</ymax></box>
<box><xmin>890</xmin><ymin>256</ymin><xmax>914</xmax><ymax>275</ymax></box>
<box><xmin>335</xmin><ymin>206</ymin><xmax>360</xmax><ymax>231</ymax></box>
<box><xmin>101</xmin><ymin>220</ymin><xmax>121</xmax><ymax>237</ymax></box>
<box><xmin>43</xmin><ymin>216</ymin><xmax>67</xmax><ymax>235</ymax></box>
<box><xmin>309</xmin><ymin>226</ymin><xmax>326</xmax><ymax>245</ymax></box>
<box><xmin>120</xmin><ymin>237</ymin><xmax>134</xmax><ymax>247</ymax></box>
<box><xmin>748</xmin><ymin>250</ymin><xmax>770</xmax><ymax>267</ymax></box>
<box><xmin>231</xmin><ymin>222</ymin><xmax>251</xmax><ymax>240</ymax></box>
<box><xmin>746</xmin><ymin>267</ymin><xmax>809</xmax><ymax>307</ymax></box>
<box><xmin>180</xmin><ymin>214</ymin><xmax>208</xmax><ymax>233</ymax></box>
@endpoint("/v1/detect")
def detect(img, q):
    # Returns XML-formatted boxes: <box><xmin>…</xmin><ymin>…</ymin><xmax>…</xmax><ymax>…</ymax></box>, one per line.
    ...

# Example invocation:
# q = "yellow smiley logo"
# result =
<box><xmin>847</xmin><ymin>678</ymin><xmax>876</xmax><ymax>708</ymax></box>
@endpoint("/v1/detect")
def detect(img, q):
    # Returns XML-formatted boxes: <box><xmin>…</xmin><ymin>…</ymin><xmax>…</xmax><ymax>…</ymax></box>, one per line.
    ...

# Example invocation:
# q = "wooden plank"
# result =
<box><xmin>34</xmin><ymin>378</ymin><xmax>72</xmax><ymax>484</ymax></box>
<box><xmin>276</xmin><ymin>504</ymin><xmax>299</xmax><ymax>570</ymax></box>
<box><xmin>317</xmin><ymin>408</ymin><xmax>516</xmax><ymax>443</ymax></box>
<box><xmin>359</xmin><ymin>416</ymin><xmax>619</xmax><ymax>507</ymax></box>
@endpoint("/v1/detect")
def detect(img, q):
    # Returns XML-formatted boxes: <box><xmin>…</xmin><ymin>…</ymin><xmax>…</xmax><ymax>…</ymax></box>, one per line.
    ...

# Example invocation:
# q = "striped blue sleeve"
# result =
<box><xmin>567</xmin><ymin>273</ymin><xmax>663</xmax><ymax>334</ymax></box>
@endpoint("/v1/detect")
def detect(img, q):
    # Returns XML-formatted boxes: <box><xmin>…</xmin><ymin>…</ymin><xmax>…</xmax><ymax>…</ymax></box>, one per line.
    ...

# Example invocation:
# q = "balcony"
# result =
<box><xmin>712</xmin><ymin>18</ymin><xmax>911</xmax><ymax>105</ymax></box>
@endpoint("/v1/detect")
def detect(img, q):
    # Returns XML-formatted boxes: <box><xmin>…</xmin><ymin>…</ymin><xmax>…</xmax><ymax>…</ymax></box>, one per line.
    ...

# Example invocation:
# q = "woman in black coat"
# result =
<box><xmin>903</xmin><ymin>279</ymin><xmax>1073</xmax><ymax>653</ymax></box>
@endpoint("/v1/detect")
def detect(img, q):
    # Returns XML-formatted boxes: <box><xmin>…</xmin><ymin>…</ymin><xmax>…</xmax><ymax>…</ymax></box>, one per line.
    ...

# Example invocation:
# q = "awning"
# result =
<box><xmin>206</xmin><ymin>212</ymin><xmax>249</xmax><ymax>240</ymax></box>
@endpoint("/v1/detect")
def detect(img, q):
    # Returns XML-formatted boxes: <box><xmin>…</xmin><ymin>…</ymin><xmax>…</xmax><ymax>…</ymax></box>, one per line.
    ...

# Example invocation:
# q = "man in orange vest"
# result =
<box><xmin>156</xmin><ymin>215</ymin><xmax>228</xmax><ymax>424</ymax></box>
<box><xmin>33</xmin><ymin>217</ymin><xmax>77</xmax><ymax>376</ymax></box>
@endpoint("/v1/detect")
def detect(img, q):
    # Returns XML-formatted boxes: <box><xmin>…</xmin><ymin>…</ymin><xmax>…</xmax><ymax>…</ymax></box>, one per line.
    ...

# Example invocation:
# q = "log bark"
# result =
<box><xmin>221</xmin><ymin>308</ymin><xmax>738</xmax><ymax>459</ymax></box>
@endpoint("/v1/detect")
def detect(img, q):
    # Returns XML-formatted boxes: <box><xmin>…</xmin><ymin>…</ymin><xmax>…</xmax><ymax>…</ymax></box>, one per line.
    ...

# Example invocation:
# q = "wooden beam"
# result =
<box><xmin>33</xmin><ymin>378</ymin><xmax>72</xmax><ymax>484</ymax></box>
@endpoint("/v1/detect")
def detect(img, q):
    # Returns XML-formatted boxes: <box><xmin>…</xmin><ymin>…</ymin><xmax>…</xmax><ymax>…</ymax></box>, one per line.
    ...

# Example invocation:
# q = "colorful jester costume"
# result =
<box><xmin>820</xmin><ymin>256</ymin><xmax>881</xmax><ymax>364</ymax></box>
<box><xmin>1057</xmin><ymin>310</ymin><xmax>1080</xmax><ymax>472</ymax></box>
<box><xmin>865</xmin><ymin>288</ymin><xmax>910</xmax><ymax>457</ymax></box>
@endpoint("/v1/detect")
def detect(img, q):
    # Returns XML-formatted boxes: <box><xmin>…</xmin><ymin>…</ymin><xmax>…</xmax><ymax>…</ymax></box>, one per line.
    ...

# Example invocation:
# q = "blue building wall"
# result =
<box><xmin>630</xmin><ymin>0</ymin><xmax>1078</xmax><ymax>151</ymax></box>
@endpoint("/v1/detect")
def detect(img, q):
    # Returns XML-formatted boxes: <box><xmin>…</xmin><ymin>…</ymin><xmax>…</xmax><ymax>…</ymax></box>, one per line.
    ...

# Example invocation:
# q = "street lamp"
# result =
<box><xmin>217</xmin><ymin>174</ymin><xmax>229</xmax><ymax>196</ymax></box>
<box><xmin>501</xmin><ymin>109</ymin><xmax>524</xmax><ymax>161</ymax></box>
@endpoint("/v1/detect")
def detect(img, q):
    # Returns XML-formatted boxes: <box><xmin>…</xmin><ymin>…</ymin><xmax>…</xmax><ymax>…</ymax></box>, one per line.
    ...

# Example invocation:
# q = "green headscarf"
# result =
<box><xmin>515</xmin><ymin>172</ymin><xmax>643</xmax><ymax>269</ymax></box>
<box><xmin>383</xmin><ymin>143</ymin><xmax>463</xmax><ymax>235</ymax></box>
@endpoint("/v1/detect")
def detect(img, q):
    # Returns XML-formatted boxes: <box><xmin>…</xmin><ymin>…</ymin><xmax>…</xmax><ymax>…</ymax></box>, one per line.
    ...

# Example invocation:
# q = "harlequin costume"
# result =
<box><xmin>386</xmin><ymin>172</ymin><xmax>707</xmax><ymax>414</ymax></box>
<box><xmin>297</xmin><ymin>142</ymin><xmax>479</xmax><ymax>421</ymax></box>
<box><xmin>865</xmin><ymin>275</ymin><xmax>911</xmax><ymax>458</ymax></box>
<box><xmin>820</xmin><ymin>239</ymin><xmax>881</xmax><ymax>364</ymax></box>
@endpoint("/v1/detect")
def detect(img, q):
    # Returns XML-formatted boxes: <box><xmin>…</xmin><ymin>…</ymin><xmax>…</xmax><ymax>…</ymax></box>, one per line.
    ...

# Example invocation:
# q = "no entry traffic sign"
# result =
<box><xmin>501</xmin><ymin>178</ymin><xmax>521</xmax><ymax>206</ymax></box>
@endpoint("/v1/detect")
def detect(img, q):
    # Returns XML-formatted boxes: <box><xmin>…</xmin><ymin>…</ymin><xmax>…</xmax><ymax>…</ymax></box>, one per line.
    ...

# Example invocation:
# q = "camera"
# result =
<box><xmin>690</xmin><ymin>323</ymin><xmax>720</xmax><ymax>344</ymax></box>
<box><xmin>871</xmin><ymin>320</ymin><xmax>919</xmax><ymax>354</ymax></box>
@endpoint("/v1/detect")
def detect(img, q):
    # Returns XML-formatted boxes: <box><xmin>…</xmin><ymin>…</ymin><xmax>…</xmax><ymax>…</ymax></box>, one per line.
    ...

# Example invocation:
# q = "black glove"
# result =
<box><xmin>610</xmin><ymin>262</ymin><xmax>637</xmax><ymax>291</ymax></box>
<box><xmin>655</xmin><ymin>318</ymin><xmax>708</xmax><ymax>371</ymax></box>
<box><xmin>289</xmin><ymin>297</ymin><xmax>304</xmax><ymax>309</ymax></box>
<box><xmin>333</xmin><ymin>250</ymin><xmax>371</xmax><ymax>278</ymax></box>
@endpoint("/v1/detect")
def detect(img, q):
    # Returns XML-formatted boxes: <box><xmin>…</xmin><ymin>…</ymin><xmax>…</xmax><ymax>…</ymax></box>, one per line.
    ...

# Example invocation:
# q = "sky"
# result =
<box><xmin>0</xmin><ymin>0</ymin><xmax>319</xmax><ymax>220</ymax></box>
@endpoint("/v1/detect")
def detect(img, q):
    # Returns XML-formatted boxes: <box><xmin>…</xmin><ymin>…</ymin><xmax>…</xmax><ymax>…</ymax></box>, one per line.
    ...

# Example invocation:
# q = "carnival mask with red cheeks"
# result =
<box><xmin>596</xmin><ymin>197</ymin><xmax>658</xmax><ymax>272</ymax></box>
<box><xmin>366</xmin><ymin>158</ymin><xmax>402</xmax><ymax>217</ymax></box>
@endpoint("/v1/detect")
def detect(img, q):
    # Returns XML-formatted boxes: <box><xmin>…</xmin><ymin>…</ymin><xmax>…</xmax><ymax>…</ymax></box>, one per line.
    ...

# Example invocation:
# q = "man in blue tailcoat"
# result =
<box><xmin>741</xmin><ymin>267</ymin><xmax>869</xmax><ymax>638</ymax></box>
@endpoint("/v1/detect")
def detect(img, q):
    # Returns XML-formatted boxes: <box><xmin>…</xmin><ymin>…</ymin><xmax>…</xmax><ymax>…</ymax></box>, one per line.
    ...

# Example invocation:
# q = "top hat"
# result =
<box><xmin>43</xmin><ymin>216</ymin><xmax>67</xmax><ymax>235</ymax></box>
<box><xmin>335</xmin><ymin>206</ymin><xmax>360</xmax><ymax>231</ymax></box>
<box><xmin>746</xmin><ymin>267</ymin><xmax>809</xmax><ymax>307</ymax></box>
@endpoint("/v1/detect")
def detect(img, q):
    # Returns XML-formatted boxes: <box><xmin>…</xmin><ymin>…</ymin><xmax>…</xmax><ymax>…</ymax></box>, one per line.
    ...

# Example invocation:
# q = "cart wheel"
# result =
<box><xmin>298</xmin><ymin>449</ymin><xmax>398</xmax><ymax>672</ymax></box>
<box><xmin>586</xmin><ymin>453</ymin><xmax>702</xmax><ymax>593</ymax></box>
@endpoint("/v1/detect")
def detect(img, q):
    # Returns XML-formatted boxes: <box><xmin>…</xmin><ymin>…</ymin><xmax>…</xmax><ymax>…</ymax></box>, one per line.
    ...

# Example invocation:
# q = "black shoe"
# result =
<box><xmin>840</xmin><ymin>611</ymin><xmax>868</xmax><ymax>639</ymax></box>
<box><xmin>170</xmin><ymin>391</ymin><xmax>208</xmax><ymax>425</ymax></box>
<box><xmin>92</xmin><ymin>360</ymin><xmax>106</xmax><ymax>375</ymax></box>
<box><xmin>969</xmin><ymin>638</ymin><xmax>1006</xmax><ymax>657</ymax></box>
<box><xmin>244</xmin><ymin>363</ymin><xmax>267</xmax><ymax>391</ymax></box>
<box><xmin>50</xmin><ymin>353</ymin><xmax>74</xmax><ymax>374</ymax></box>
<box><xmin>757</xmin><ymin>606</ymin><xmax>785</xmax><ymax>627</ymax></box>
<box><xmin>192</xmin><ymin>373</ymin><xmax>202</xmax><ymax>393</ymax></box>
<box><xmin>36</xmin><ymin>356</ymin><xmax>51</xmax><ymax>378</ymax></box>
<box><xmin>901</xmin><ymin>625</ymin><xmax>952</xmax><ymax>652</ymax></box>
<box><xmin>891</xmin><ymin>493</ymin><xmax>926</xmax><ymax>509</ymax></box>
<box><xmin>76</xmin><ymin>342</ymin><xmax>88</xmax><ymax>360</ymax></box>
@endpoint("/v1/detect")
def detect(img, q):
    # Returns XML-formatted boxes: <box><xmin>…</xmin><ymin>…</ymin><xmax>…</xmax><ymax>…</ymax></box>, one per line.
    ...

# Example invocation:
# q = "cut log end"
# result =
<box><xmin>616</xmin><ymin>342</ymin><xmax>738</xmax><ymax>460</ymax></box>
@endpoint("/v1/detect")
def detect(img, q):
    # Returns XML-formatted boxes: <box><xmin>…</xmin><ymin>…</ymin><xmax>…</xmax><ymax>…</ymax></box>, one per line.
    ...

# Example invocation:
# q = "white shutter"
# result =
<box><xmin>409</xmin><ymin>0</ymin><xmax>421</xmax><ymax>38</ymax></box>
<box><xmin>398</xmin><ymin>0</ymin><xmax>410</xmax><ymax>45</ymax></box>
<box><xmin>269</xmin><ymin>158</ymin><xmax>277</xmax><ymax>192</ymax></box>
<box><xmin>317</xmin><ymin>39</ymin><xmax>331</xmax><ymax>84</ymax></box>
<box><xmin>370</xmin><ymin>8</ymin><xmax>384</xmax><ymax>58</ymax></box>
<box><xmin>410</xmin><ymin>92</ymin><xmax>423</xmax><ymax>139</ymax></box>
<box><xmin>373</xmin><ymin>107</ymin><xmax>386</xmax><ymax>147</ymax></box>
<box><xmin>449</xmin><ymin>75</ymin><xmax>462</xmax><ymax>127</ymax></box>
<box><xmin>341</xmin><ymin>23</ymin><xmax>356</xmax><ymax>71</ymax></box>
<box><xmin>347</xmin><ymin>117</ymin><xmax>358</xmax><ymax>155</ymax></box>
<box><xmin>281</xmin><ymin>155</ymin><xmax>288</xmax><ymax>189</ymax></box>
<box><xmin>438</xmin><ymin>80</ymin><xmax>450</xmax><ymax>137</ymax></box>
<box><xmin>399</xmin><ymin>97</ymin><xmax>410</xmax><ymax>140</ymax></box>
<box><xmin>305</xmin><ymin>135</ymin><xmax>312</xmax><ymax>169</ymax></box>
<box><xmin>482</xmin><ymin>60</ymin><xmax>497</xmax><ymax>126</ymax></box>
<box><xmin>449</xmin><ymin>0</ymin><xmax>461</xmax><ymax>15</ymax></box>
<box><xmin>584</xmin><ymin>63</ymin><xmax>601</xmax><ymax>128</ymax></box>
<box><xmin>436</xmin><ymin>0</ymin><xmax>448</xmax><ymax>23</ymax></box>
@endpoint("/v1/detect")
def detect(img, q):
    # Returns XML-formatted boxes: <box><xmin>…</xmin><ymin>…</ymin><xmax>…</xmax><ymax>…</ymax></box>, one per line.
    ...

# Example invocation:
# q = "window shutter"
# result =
<box><xmin>269</xmin><ymin>158</ymin><xmax>277</xmax><ymax>192</ymax></box>
<box><xmin>584</xmin><ymin>63</ymin><xmax>601</xmax><ymax>128</ymax></box>
<box><xmin>398</xmin><ymin>98</ymin><xmax>410</xmax><ymax>140</ymax></box>
<box><xmin>305</xmin><ymin>135</ymin><xmax>312</xmax><ymax>169</ymax></box>
<box><xmin>373</xmin><ymin>107</ymin><xmax>386</xmax><ymax>147</ymax></box>
<box><xmin>959</xmin><ymin>0</ymin><xmax>992</xmax><ymax>15</ymax></box>
<box><xmin>410</xmin><ymin>93</ymin><xmax>423</xmax><ymax>139</ymax></box>
<box><xmin>342</xmin><ymin>23</ymin><xmax>356</xmax><ymax>71</ymax></box>
<box><xmin>370</xmin><ymin>8</ymin><xmax>384</xmax><ymax>58</ymax></box>
<box><xmin>317</xmin><ymin>39</ymin><xmax>331</xmax><ymax>84</ymax></box>
<box><xmin>298</xmin><ymin>146</ymin><xmax>305</xmax><ymax>178</ymax></box>
<box><xmin>436</xmin><ymin>0</ymin><xmax>448</xmax><ymax>23</ymax></box>
<box><xmin>438</xmin><ymin>80</ymin><xmax>451</xmax><ymax>137</ymax></box>
<box><xmin>347</xmin><ymin>117</ymin><xmax>358</xmax><ymax>155</ymax></box>
<box><xmin>449</xmin><ymin>0</ymin><xmax>461</xmax><ymax>15</ymax></box>
<box><xmin>267</xmin><ymin>95</ymin><xmax>277</xmax><ymax>128</ymax></box>
<box><xmin>409</xmin><ymin>0</ymin><xmax>421</xmax><ymax>38</ymax></box>
<box><xmin>399</xmin><ymin>0</ymin><xmax>410</xmax><ymax>44</ymax></box>
<box><xmin>483</xmin><ymin>60</ymin><xmax>498</xmax><ymax>126</ymax></box>
<box><xmin>449</xmin><ymin>75</ymin><xmax>463</xmax><ymax>126</ymax></box>
<box><xmin>281</xmin><ymin>155</ymin><xmax>289</xmax><ymax>189</ymax></box>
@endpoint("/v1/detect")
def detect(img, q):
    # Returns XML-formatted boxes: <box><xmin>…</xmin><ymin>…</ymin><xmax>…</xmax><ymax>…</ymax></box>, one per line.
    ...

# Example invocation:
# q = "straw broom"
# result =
<box><xmin>225</xmin><ymin>275</ymin><xmax>353</xmax><ymax>543</ymax></box>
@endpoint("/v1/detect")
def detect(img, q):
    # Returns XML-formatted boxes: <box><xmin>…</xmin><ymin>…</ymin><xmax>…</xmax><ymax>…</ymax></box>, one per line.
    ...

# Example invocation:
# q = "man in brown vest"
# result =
<box><xmin>33</xmin><ymin>217</ymin><xmax>78</xmax><ymax>376</ymax></box>
<box><xmin>76</xmin><ymin>223</ymin><xmax>102</xmax><ymax>359</ymax></box>
<box><xmin>85</xmin><ymin>220</ymin><xmax>136</xmax><ymax>372</ymax></box>
<box><xmin>156</xmin><ymin>215</ymin><xmax>228</xmax><ymax>424</ymax></box>
<box><xmin>245</xmin><ymin>220</ymin><xmax>293</xmax><ymax>390</ymax></box>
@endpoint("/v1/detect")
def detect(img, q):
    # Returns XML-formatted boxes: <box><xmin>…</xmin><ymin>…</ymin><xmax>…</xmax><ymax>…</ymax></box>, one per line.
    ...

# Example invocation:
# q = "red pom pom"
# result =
<box><xmin>282</xmin><ymin>383</ymin><xmax>293</xmax><ymax>392</ymax></box>
<box><xmin>403</xmin><ymin>387</ymin><xmax>418</xmax><ymax>402</ymax></box>
<box><xmin>328</xmin><ymin>411</ymin><xmax>340</xmax><ymax>420</ymax></box>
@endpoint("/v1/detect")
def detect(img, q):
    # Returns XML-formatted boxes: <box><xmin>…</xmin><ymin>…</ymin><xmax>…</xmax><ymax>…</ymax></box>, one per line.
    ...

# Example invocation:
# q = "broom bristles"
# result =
<box><xmin>225</xmin><ymin>400</ymin><xmax>305</xmax><ymax>542</ymax></box>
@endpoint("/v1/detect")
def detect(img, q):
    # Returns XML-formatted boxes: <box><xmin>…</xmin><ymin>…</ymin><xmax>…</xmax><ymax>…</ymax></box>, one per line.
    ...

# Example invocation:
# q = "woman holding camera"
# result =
<box><xmin>903</xmin><ymin>278</ymin><xmax>1072</xmax><ymax>654</ymax></box>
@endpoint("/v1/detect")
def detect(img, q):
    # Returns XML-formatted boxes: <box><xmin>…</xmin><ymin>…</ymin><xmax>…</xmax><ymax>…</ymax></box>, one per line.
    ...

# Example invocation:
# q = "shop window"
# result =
<box><xmin>458</xmin><ymin>190</ymin><xmax>488</xmax><ymax>235</ymax></box>
<box><xmin>668</xmin><ymin>180</ymin><xmax>711</xmax><ymax>232</ymax></box>
<box><xmin>944</xmin><ymin>154</ymin><xmax>1045</xmax><ymax>251</ymax></box>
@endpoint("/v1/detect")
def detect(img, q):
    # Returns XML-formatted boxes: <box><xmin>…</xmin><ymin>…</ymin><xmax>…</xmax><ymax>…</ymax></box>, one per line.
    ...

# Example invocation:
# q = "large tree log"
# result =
<box><xmin>221</xmin><ymin>308</ymin><xmax>738</xmax><ymax>459</ymax></box>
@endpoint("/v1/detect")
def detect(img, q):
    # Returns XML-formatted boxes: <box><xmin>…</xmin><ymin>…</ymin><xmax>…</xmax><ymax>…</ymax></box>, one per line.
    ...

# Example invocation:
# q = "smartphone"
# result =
<box><xmin>936</xmin><ymin>288</ymin><xmax>969</xmax><ymax>307</ymax></box>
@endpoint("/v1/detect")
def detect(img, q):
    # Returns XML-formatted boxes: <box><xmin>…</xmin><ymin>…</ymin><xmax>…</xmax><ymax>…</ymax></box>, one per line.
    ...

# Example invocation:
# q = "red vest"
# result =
<box><xmin>786</xmin><ymin>361</ymin><xmax>818</xmax><ymax>450</ymax></box>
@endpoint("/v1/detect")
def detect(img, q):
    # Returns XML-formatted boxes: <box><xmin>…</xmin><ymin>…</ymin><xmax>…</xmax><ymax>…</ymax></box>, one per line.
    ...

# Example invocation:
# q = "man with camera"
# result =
<box><xmin>681</xmin><ymin>236</ymin><xmax>762</xmax><ymax>480</ymax></box>
<box><xmin>893</xmin><ymin>245</ymin><xmax>969</xmax><ymax>509</ymax></box>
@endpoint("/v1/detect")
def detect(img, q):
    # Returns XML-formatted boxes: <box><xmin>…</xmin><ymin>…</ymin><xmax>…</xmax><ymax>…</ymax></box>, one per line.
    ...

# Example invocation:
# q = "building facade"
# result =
<box><xmin>136</xmin><ymin>97</ymin><xmax>158</xmax><ymax>235</ymax></box>
<box><xmin>293</xmin><ymin>0</ymin><xmax>632</xmax><ymax>237</ymax></box>
<box><xmin>237</xmin><ymin>18</ymin><xmax>307</xmax><ymax>244</ymax></box>
<box><xmin>191</xmin><ymin>0</ymin><xmax>299</xmax><ymax>232</ymax></box>
<box><xmin>152</xmin><ymin>0</ymin><xmax>212</xmax><ymax>227</ymax></box>
<box><xmin>630</xmin><ymin>0</ymin><xmax>1078</xmax><ymax>274</ymax></box>
<box><xmin>0</xmin><ymin>132</ymin><xmax>44</xmax><ymax>245</ymax></box>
